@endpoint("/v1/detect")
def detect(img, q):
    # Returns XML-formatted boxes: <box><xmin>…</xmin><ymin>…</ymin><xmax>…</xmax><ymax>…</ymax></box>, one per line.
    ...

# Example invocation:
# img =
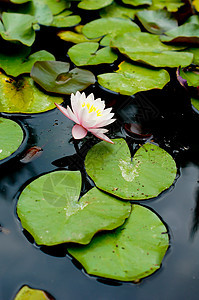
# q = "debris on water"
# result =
<box><xmin>20</xmin><ymin>146</ymin><xmax>43</xmax><ymax>163</ymax></box>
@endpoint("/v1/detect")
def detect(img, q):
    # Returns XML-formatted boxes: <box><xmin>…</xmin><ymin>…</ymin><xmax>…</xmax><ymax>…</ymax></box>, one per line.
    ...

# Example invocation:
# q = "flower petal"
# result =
<box><xmin>55</xmin><ymin>103</ymin><xmax>78</xmax><ymax>123</ymax></box>
<box><xmin>89</xmin><ymin>128</ymin><xmax>114</xmax><ymax>144</ymax></box>
<box><xmin>72</xmin><ymin>124</ymin><xmax>88</xmax><ymax>139</ymax></box>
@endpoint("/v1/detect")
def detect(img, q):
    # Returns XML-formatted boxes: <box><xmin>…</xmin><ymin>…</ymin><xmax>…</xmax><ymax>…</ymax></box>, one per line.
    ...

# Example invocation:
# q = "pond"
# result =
<box><xmin>0</xmin><ymin>1</ymin><xmax>199</xmax><ymax>299</ymax></box>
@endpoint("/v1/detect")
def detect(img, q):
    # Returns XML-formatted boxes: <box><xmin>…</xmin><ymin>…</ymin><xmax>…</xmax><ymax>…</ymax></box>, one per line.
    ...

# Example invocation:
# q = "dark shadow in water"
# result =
<box><xmin>190</xmin><ymin>182</ymin><xmax>199</xmax><ymax>240</ymax></box>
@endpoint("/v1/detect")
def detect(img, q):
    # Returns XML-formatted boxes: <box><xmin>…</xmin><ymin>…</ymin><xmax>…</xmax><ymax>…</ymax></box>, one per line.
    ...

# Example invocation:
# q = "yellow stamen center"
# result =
<box><xmin>82</xmin><ymin>102</ymin><xmax>102</xmax><ymax>116</ymax></box>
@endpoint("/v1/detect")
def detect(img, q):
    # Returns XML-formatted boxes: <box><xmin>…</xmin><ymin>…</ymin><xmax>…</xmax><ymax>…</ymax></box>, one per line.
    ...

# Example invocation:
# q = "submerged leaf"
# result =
<box><xmin>0</xmin><ymin>118</ymin><xmax>24</xmax><ymax>161</ymax></box>
<box><xmin>31</xmin><ymin>61</ymin><xmax>95</xmax><ymax>94</ymax></box>
<box><xmin>17</xmin><ymin>171</ymin><xmax>131</xmax><ymax>245</ymax></box>
<box><xmin>85</xmin><ymin>139</ymin><xmax>177</xmax><ymax>200</ymax></box>
<box><xmin>98</xmin><ymin>61</ymin><xmax>170</xmax><ymax>95</ymax></box>
<box><xmin>68</xmin><ymin>204</ymin><xmax>169</xmax><ymax>281</ymax></box>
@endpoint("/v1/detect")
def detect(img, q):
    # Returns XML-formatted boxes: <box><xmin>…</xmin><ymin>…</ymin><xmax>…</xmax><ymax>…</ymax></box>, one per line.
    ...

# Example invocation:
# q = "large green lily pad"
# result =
<box><xmin>82</xmin><ymin>17</ymin><xmax>140</xmax><ymax>46</ymax></box>
<box><xmin>98</xmin><ymin>61</ymin><xmax>170</xmax><ymax>95</ymax></box>
<box><xmin>100</xmin><ymin>2</ymin><xmax>141</xmax><ymax>19</ymax></box>
<box><xmin>0</xmin><ymin>118</ymin><xmax>24</xmax><ymax>161</ymax></box>
<box><xmin>186</xmin><ymin>48</ymin><xmax>199</xmax><ymax>65</ymax></box>
<box><xmin>136</xmin><ymin>10</ymin><xmax>177</xmax><ymax>34</ymax></box>
<box><xmin>0</xmin><ymin>48</ymin><xmax>55</xmax><ymax>77</ymax></box>
<box><xmin>111</xmin><ymin>32</ymin><xmax>193</xmax><ymax>68</ymax></box>
<box><xmin>17</xmin><ymin>171</ymin><xmax>131</xmax><ymax>246</ymax></box>
<box><xmin>0</xmin><ymin>72</ymin><xmax>63</xmax><ymax>113</ymax></box>
<box><xmin>85</xmin><ymin>139</ymin><xmax>177</xmax><ymax>200</ymax></box>
<box><xmin>78</xmin><ymin>0</ymin><xmax>113</xmax><ymax>10</ymax></box>
<box><xmin>30</xmin><ymin>61</ymin><xmax>95</xmax><ymax>94</ymax></box>
<box><xmin>0</xmin><ymin>12</ymin><xmax>36</xmax><ymax>46</ymax></box>
<box><xmin>68</xmin><ymin>204</ymin><xmax>169</xmax><ymax>281</ymax></box>
<box><xmin>160</xmin><ymin>23</ymin><xmax>199</xmax><ymax>44</ymax></box>
<box><xmin>68</xmin><ymin>42</ymin><xmax>118</xmax><ymax>66</ymax></box>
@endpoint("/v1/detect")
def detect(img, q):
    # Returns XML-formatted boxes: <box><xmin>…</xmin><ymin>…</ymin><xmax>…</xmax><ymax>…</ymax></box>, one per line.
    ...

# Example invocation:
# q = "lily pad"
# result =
<box><xmin>160</xmin><ymin>23</ymin><xmax>199</xmax><ymax>44</ymax></box>
<box><xmin>30</xmin><ymin>61</ymin><xmax>95</xmax><ymax>95</ymax></box>
<box><xmin>193</xmin><ymin>0</ymin><xmax>199</xmax><ymax>12</ymax></box>
<box><xmin>82</xmin><ymin>17</ymin><xmax>140</xmax><ymax>46</ymax></box>
<box><xmin>0</xmin><ymin>72</ymin><xmax>63</xmax><ymax>113</ymax></box>
<box><xmin>68</xmin><ymin>204</ymin><xmax>169</xmax><ymax>281</ymax></box>
<box><xmin>0</xmin><ymin>48</ymin><xmax>55</xmax><ymax>77</ymax></box>
<box><xmin>185</xmin><ymin>48</ymin><xmax>199</xmax><ymax>65</ymax></box>
<box><xmin>78</xmin><ymin>0</ymin><xmax>113</xmax><ymax>10</ymax></box>
<box><xmin>10</xmin><ymin>0</ymin><xmax>30</xmax><ymax>3</ymax></box>
<box><xmin>136</xmin><ymin>10</ymin><xmax>178</xmax><ymax>34</ymax></box>
<box><xmin>111</xmin><ymin>32</ymin><xmax>193</xmax><ymax>68</ymax></box>
<box><xmin>14</xmin><ymin>285</ymin><xmax>51</xmax><ymax>300</ymax></box>
<box><xmin>191</xmin><ymin>97</ymin><xmax>199</xmax><ymax>112</ymax></box>
<box><xmin>122</xmin><ymin>0</ymin><xmax>152</xmax><ymax>5</ymax></box>
<box><xmin>150</xmin><ymin>0</ymin><xmax>184</xmax><ymax>12</ymax></box>
<box><xmin>57</xmin><ymin>29</ymin><xmax>100</xmax><ymax>44</ymax></box>
<box><xmin>100</xmin><ymin>2</ymin><xmax>142</xmax><ymax>19</ymax></box>
<box><xmin>179</xmin><ymin>66</ymin><xmax>199</xmax><ymax>87</ymax></box>
<box><xmin>17</xmin><ymin>171</ymin><xmax>131</xmax><ymax>246</ymax></box>
<box><xmin>98</xmin><ymin>61</ymin><xmax>170</xmax><ymax>96</ymax></box>
<box><xmin>0</xmin><ymin>118</ymin><xmax>24</xmax><ymax>161</ymax></box>
<box><xmin>85</xmin><ymin>139</ymin><xmax>177</xmax><ymax>200</ymax></box>
<box><xmin>68</xmin><ymin>42</ymin><xmax>118</xmax><ymax>66</ymax></box>
<box><xmin>51</xmin><ymin>11</ymin><xmax>81</xmax><ymax>28</ymax></box>
<box><xmin>0</xmin><ymin>12</ymin><xmax>36</xmax><ymax>46</ymax></box>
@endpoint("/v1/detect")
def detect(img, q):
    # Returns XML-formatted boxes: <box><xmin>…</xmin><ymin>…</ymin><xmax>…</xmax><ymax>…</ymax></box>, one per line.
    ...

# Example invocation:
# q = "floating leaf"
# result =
<box><xmin>193</xmin><ymin>0</ymin><xmax>199</xmax><ymax>12</ymax></box>
<box><xmin>51</xmin><ymin>11</ymin><xmax>81</xmax><ymax>28</ymax></box>
<box><xmin>0</xmin><ymin>12</ymin><xmax>36</xmax><ymax>46</ymax></box>
<box><xmin>68</xmin><ymin>204</ymin><xmax>169</xmax><ymax>281</ymax></box>
<box><xmin>31</xmin><ymin>61</ymin><xmax>95</xmax><ymax>94</ymax></box>
<box><xmin>0</xmin><ymin>72</ymin><xmax>63</xmax><ymax>113</ymax></box>
<box><xmin>57</xmin><ymin>29</ymin><xmax>100</xmax><ymax>44</ymax></box>
<box><xmin>122</xmin><ymin>0</ymin><xmax>152</xmax><ymax>6</ymax></box>
<box><xmin>136</xmin><ymin>10</ymin><xmax>177</xmax><ymax>34</ymax></box>
<box><xmin>111</xmin><ymin>32</ymin><xmax>193</xmax><ymax>68</ymax></box>
<box><xmin>0</xmin><ymin>48</ymin><xmax>55</xmax><ymax>77</ymax></box>
<box><xmin>10</xmin><ymin>0</ymin><xmax>30</xmax><ymax>3</ymax></box>
<box><xmin>160</xmin><ymin>23</ymin><xmax>199</xmax><ymax>44</ymax></box>
<box><xmin>20</xmin><ymin>146</ymin><xmax>43</xmax><ymax>163</ymax></box>
<box><xmin>185</xmin><ymin>47</ymin><xmax>199</xmax><ymax>65</ymax></box>
<box><xmin>17</xmin><ymin>171</ymin><xmax>131</xmax><ymax>246</ymax></box>
<box><xmin>98</xmin><ymin>61</ymin><xmax>170</xmax><ymax>95</ymax></box>
<box><xmin>45</xmin><ymin>0</ymin><xmax>71</xmax><ymax>15</ymax></box>
<box><xmin>78</xmin><ymin>0</ymin><xmax>113</xmax><ymax>10</ymax></box>
<box><xmin>150</xmin><ymin>0</ymin><xmax>184</xmax><ymax>12</ymax></box>
<box><xmin>68</xmin><ymin>42</ymin><xmax>118</xmax><ymax>66</ymax></box>
<box><xmin>100</xmin><ymin>2</ymin><xmax>140</xmax><ymax>19</ymax></box>
<box><xmin>14</xmin><ymin>285</ymin><xmax>51</xmax><ymax>300</ymax></box>
<box><xmin>82</xmin><ymin>17</ymin><xmax>140</xmax><ymax>46</ymax></box>
<box><xmin>0</xmin><ymin>118</ymin><xmax>24</xmax><ymax>161</ymax></box>
<box><xmin>191</xmin><ymin>97</ymin><xmax>199</xmax><ymax>112</ymax></box>
<box><xmin>179</xmin><ymin>66</ymin><xmax>199</xmax><ymax>87</ymax></box>
<box><xmin>85</xmin><ymin>139</ymin><xmax>177</xmax><ymax>200</ymax></box>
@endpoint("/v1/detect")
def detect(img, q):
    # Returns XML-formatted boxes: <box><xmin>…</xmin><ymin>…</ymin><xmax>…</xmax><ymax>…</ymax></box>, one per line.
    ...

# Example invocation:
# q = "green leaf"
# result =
<box><xmin>68</xmin><ymin>42</ymin><xmax>118</xmax><ymax>66</ymax></box>
<box><xmin>57</xmin><ymin>29</ymin><xmax>100</xmax><ymax>44</ymax></box>
<box><xmin>122</xmin><ymin>0</ymin><xmax>152</xmax><ymax>6</ymax></box>
<box><xmin>85</xmin><ymin>139</ymin><xmax>177</xmax><ymax>200</ymax></box>
<box><xmin>136</xmin><ymin>10</ymin><xmax>177</xmax><ymax>34</ymax></box>
<box><xmin>17</xmin><ymin>171</ymin><xmax>131</xmax><ymax>246</ymax></box>
<box><xmin>82</xmin><ymin>17</ymin><xmax>140</xmax><ymax>46</ymax></box>
<box><xmin>179</xmin><ymin>66</ymin><xmax>199</xmax><ymax>87</ymax></box>
<box><xmin>184</xmin><ymin>47</ymin><xmax>199</xmax><ymax>65</ymax></box>
<box><xmin>191</xmin><ymin>97</ymin><xmax>199</xmax><ymax>112</ymax></box>
<box><xmin>78</xmin><ymin>0</ymin><xmax>113</xmax><ymax>10</ymax></box>
<box><xmin>45</xmin><ymin>0</ymin><xmax>71</xmax><ymax>15</ymax></box>
<box><xmin>150</xmin><ymin>0</ymin><xmax>184</xmax><ymax>12</ymax></box>
<box><xmin>51</xmin><ymin>11</ymin><xmax>81</xmax><ymax>28</ymax></box>
<box><xmin>0</xmin><ymin>12</ymin><xmax>36</xmax><ymax>46</ymax></box>
<box><xmin>67</xmin><ymin>204</ymin><xmax>169</xmax><ymax>281</ymax></box>
<box><xmin>14</xmin><ymin>285</ymin><xmax>50</xmax><ymax>300</ymax></box>
<box><xmin>0</xmin><ymin>118</ymin><xmax>23</xmax><ymax>161</ymax></box>
<box><xmin>0</xmin><ymin>72</ymin><xmax>63</xmax><ymax>113</ymax></box>
<box><xmin>0</xmin><ymin>48</ymin><xmax>55</xmax><ymax>77</ymax></box>
<box><xmin>111</xmin><ymin>32</ymin><xmax>193</xmax><ymax>68</ymax></box>
<box><xmin>30</xmin><ymin>61</ymin><xmax>95</xmax><ymax>94</ymax></box>
<box><xmin>160</xmin><ymin>23</ymin><xmax>199</xmax><ymax>44</ymax></box>
<box><xmin>100</xmin><ymin>2</ymin><xmax>140</xmax><ymax>19</ymax></box>
<box><xmin>98</xmin><ymin>61</ymin><xmax>170</xmax><ymax>95</ymax></box>
<box><xmin>10</xmin><ymin>0</ymin><xmax>31</xmax><ymax>3</ymax></box>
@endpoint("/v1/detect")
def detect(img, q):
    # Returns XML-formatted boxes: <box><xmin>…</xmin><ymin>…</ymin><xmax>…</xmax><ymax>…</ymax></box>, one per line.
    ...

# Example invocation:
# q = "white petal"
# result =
<box><xmin>94</xmin><ymin>118</ymin><xmax>116</xmax><ymax>128</ymax></box>
<box><xmin>89</xmin><ymin>128</ymin><xmax>114</xmax><ymax>144</ymax></box>
<box><xmin>72</xmin><ymin>124</ymin><xmax>87</xmax><ymax>139</ymax></box>
<box><xmin>67</xmin><ymin>106</ymin><xmax>79</xmax><ymax>124</ymax></box>
<box><xmin>55</xmin><ymin>103</ymin><xmax>78</xmax><ymax>123</ymax></box>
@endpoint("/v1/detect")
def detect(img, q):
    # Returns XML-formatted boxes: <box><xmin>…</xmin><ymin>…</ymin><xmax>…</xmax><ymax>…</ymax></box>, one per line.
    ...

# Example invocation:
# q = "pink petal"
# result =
<box><xmin>89</xmin><ymin>128</ymin><xmax>114</xmax><ymax>144</ymax></box>
<box><xmin>55</xmin><ymin>103</ymin><xmax>79</xmax><ymax>124</ymax></box>
<box><xmin>72</xmin><ymin>124</ymin><xmax>88</xmax><ymax>140</ymax></box>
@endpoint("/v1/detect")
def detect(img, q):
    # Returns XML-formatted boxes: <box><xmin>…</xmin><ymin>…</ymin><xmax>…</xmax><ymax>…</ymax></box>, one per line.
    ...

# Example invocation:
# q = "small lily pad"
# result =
<box><xmin>191</xmin><ymin>97</ymin><xmax>199</xmax><ymax>112</ymax></box>
<box><xmin>0</xmin><ymin>118</ymin><xmax>24</xmax><ymax>161</ymax></box>
<box><xmin>122</xmin><ymin>0</ymin><xmax>152</xmax><ymax>6</ymax></box>
<box><xmin>0</xmin><ymin>72</ymin><xmax>63</xmax><ymax>113</ymax></box>
<box><xmin>82</xmin><ymin>17</ymin><xmax>140</xmax><ymax>46</ymax></box>
<box><xmin>179</xmin><ymin>66</ymin><xmax>199</xmax><ymax>87</ymax></box>
<box><xmin>14</xmin><ymin>285</ymin><xmax>51</xmax><ymax>300</ymax></box>
<box><xmin>78</xmin><ymin>0</ymin><xmax>113</xmax><ymax>10</ymax></box>
<box><xmin>57</xmin><ymin>29</ymin><xmax>100</xmax><ymax>44</ymax></box>
<box><xmin>68</xmin><ymin>204</ymin><xmax>169</xmax><ymax>281</ymax></box>
<box><xmin>17</xmin><ymin>171</ymin><xmax>131</xmax><ymax>246</ymax></box>
<box><xmin>100</xmin><ymin>2</ymin><xmax>140</xmax><ymax>19</ymax></box>
<box><xmin>136</xmin><ymin>10</ymin><xmax>178</xmax><ymax>34</ymax></box>
<box><xmin>68</xmin><ymin>42</ymin><xmax>118</xmax><ymax>66</ymax></box>
<box><xmin>150</xmin><ymin>0</ymin><xmax>184</xmax><ymax>12</ymax></box>
<box><xmin>98</xmin><ymin>61</ymin><xmax>170</xmax><ymax>95</ymax></box>
<box><xmin>160</xmin><ymin>23</ymin><xmax>199</xmax><ymax>44</ymax></box>
<box><xmin>30</xmin><ymin>61</ymin><xmax>95</xmax><ymax>94</ymax></box>
<box><xmin>0</xmin><ymin>48</ymin><xmax>55</xmax><ymax>77</ymax></box>
<box><xmin>51</xmin><ymin>11</ymin><xmax>81</xmax><ymax>28</ymax></box>
<box><xmin>0</xmin><ymin>12</ymin><xmax>36</xmax><ymax>46</ymax></box>
<box><xmin>111</xmin><ymin>32</ymin><xmax>193</xmax><ymax>68</ymax></box>
<box><xmin>85</xmin><ymin>139</ymin><xmax>177</xmax><ymax>200</ymax></box>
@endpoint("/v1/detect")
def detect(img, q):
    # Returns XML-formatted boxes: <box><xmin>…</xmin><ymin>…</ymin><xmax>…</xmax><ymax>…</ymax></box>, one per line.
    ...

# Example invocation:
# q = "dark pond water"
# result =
<box><xmin>0</xmin><ymin>26</ymin><xmax>199</xmax><ymax>300</ymax></box>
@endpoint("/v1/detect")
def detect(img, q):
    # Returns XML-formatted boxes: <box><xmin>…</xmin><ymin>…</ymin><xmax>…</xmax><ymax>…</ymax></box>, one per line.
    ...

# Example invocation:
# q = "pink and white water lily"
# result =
<box><xmin>55</xmin><ymin>91</ymin><xmax>116</xmax><ymax>144</ymax></box>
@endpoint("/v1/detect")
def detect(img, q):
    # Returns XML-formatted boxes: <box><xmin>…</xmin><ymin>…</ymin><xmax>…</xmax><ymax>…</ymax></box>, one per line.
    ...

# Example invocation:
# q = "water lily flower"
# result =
<box><xmin>55</xmin><ymin>91</ymin><xmax>116</xmax><ymax>144</ymax></box>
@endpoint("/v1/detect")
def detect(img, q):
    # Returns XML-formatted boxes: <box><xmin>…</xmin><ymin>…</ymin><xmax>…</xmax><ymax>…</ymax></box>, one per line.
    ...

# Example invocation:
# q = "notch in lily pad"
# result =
<box><xmin>30</xmin><ymin>61</ymin><xmax>95</xmax><ymax>94</ymax></box>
